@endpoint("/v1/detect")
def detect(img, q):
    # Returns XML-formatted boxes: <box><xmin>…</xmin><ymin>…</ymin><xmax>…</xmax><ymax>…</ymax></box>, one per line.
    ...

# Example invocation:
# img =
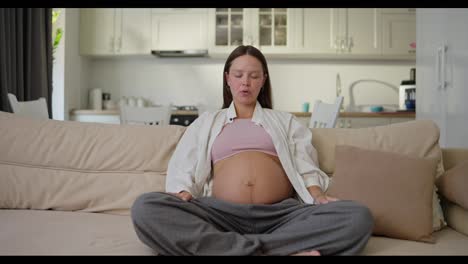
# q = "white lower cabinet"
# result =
<box><xmin>337</xmin><ymin>117</ymin><xmax>389</xmax><ymax>128</ymax></box>
<box><xmin>70</xmin><ymin>113</ymin><xmax>121</xmax><ymax>124</ymax></box>
<box><xmin>337</xmin><ymin>117</ymin><xmax>414</xmax><ymax>128</ymax></box>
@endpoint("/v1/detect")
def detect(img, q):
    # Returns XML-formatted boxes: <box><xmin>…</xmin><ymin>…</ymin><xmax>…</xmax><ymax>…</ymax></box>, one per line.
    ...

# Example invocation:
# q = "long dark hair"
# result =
<box><xmin>222</xmin><ymin>45</ymin><xmax>272</xmax><ymax>109</ymax></box>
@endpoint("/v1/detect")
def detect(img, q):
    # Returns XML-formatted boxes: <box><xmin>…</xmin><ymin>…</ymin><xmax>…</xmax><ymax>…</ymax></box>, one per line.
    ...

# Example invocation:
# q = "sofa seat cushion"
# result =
<box><xmin>1</xmin><ymin>209</ymin><xmax>467</xmax><ymax>255</ymax></box>
<box><xmin>0</xmin><ymin>209</ymin><xmax>154</xmax><ymax>255</ymax></box>
<box><xmin>363</xmin><ymin>227</ymin><xmax>468</xmax><ymax>255</ymax></box>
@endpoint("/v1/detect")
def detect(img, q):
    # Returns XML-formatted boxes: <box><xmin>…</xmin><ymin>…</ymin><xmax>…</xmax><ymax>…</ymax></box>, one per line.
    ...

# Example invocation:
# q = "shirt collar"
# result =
<box><xmin>226</xmin><ymin>101</ymin><xmax>264</xmax><ymax>125</ymax></box>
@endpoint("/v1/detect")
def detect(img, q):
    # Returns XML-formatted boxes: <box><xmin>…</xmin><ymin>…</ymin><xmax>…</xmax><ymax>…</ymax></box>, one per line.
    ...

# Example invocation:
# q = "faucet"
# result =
<box><xmin>347</xmin><ymin>79</ymin><xmax>399</xmax><ymax>112</ymax></box>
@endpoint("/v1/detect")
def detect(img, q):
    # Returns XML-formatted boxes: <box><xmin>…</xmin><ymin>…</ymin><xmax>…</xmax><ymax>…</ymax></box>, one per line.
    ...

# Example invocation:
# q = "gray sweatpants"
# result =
<box><xmin>131</xmin><ymin>192</ymin><xmax>373</xmax><ymax>256</ymax></box>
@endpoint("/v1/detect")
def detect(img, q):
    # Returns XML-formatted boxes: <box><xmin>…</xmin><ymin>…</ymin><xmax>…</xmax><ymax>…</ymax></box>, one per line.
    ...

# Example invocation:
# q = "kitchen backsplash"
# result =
<box><xmin>86</xmin><ymin>56</ymin><xmax>414</xmax><ymax>112</ymax></box>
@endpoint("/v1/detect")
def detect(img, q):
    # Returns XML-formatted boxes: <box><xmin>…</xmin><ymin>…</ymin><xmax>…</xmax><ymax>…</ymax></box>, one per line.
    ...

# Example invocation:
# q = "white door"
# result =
<box><xmin>416</xmin><ymin>8</ymin><xmax>468</xmax><ymax>148</ymax></box>
<box><xmin>444</xmin><ymin>9</ymin><xmax>468</xmax><ymax>147</ymax></box>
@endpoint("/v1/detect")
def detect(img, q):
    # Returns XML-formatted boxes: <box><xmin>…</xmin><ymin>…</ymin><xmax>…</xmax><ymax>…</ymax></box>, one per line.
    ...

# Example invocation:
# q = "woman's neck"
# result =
<box><xmin>234</xmin><ymin>102</ymin><xmax>255</xmax><ymax>119</ymax></box>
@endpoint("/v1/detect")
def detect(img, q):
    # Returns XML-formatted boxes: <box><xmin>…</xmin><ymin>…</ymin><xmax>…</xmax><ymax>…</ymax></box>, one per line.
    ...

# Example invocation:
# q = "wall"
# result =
<box><xmin>85</xmin><ymin>56</ymin><xmax>414</xmax><ymax>112</ymax></box>
<box><xmin>63</xmin><ymin>8</ymin><xmax>89</xmax><ymax>120</ymax></box>
<box><xmin>52</xmin><ymin>8</ymin><xmax>65</xmax><ymax>120</ymax></box>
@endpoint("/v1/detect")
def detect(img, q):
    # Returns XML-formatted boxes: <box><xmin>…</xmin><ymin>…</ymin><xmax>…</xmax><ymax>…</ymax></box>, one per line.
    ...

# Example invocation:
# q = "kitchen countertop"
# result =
<box><xmin>292</xmin><ymin>111</ymin><xmax>415</xmax><ymax>118</ymax></box>
<box><xmin>70</xmin><ymin>109</ymin><xmax>415</xmax><ymax>118</ymax></box>
<box><xmin>70</xmin><ymin>109</ymin><xmax>197</xmax><ymax>116</ymax></box>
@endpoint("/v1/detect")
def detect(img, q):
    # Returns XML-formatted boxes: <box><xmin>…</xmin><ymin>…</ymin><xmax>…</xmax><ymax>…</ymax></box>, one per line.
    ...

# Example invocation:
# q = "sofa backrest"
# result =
<box><xmin>311</xmin><ymin>119</ymin><xmax>444</xmax><ymax>177</ymax></box>
<box><xmin>0</xmin><ymin>111</ymin><xmax>186</xmax><ymax>214</ymax></box>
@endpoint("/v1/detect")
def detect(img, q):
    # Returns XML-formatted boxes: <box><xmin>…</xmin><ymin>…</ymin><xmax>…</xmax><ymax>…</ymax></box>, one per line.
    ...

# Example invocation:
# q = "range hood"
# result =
<box><xmin>151</xmin><ymin>50</ymin><xmax>208</xmax><ymax>58</ymax></box>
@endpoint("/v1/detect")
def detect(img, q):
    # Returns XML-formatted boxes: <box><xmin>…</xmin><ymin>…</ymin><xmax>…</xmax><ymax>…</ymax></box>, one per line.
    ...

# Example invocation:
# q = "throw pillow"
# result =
<box><xmin>326</xmin><ymin>145</ymin><xmax>438</xmax><ymax>243</ymax></box>
<box><xmin>311</xmin><ymin>120</ymin><xmax>446</xmax><ymax>232</ymax></box>
<box><xmin>436</xmin><ymin>160</ymin><xmax>468</xmax><ymax>210</ymax></box>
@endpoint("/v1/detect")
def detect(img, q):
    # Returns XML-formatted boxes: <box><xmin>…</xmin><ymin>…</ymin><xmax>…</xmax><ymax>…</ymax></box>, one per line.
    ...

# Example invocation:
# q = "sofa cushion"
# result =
<box><xmin>2</xmin><ymin>209</ymin><xmax>467</xmax><ymax>255</ymax></box>
<box><xmin>442</xmin><ymin>198</ymin><xmax>468</xmax><ymax>237</ymax></box>
<box><xmin>326</xmin><ymin>145</ymin><xmax>438</xmax><ymax>243</ymax></box>
<box><xmin>311</xmin><ymin>120</ymin><xmax>446</xmax><ymax>231</ymax></box>
<box><xmin>362</xmin><ymin>227</ymin><xmax>468</xmax><ymax>255</ymax></box>
<box><xmin>0</xmin><ymin>209</ymin><xmax>154</xmax><ymax>255</ymax></box>
<box><xmin>0</xmin><ymin>111</ymin><xmax>186</xmax><ymax>214</ymax></box>
<box><xmin>436</xmin><ymin>160</ymin><xmax>468</xmax><ymax>210</ymax></box>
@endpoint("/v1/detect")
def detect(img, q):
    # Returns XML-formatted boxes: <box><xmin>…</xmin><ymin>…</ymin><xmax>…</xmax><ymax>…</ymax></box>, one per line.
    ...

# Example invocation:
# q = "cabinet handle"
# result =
<box><xmin>117</xmin><ymin>37</ymin><xmax>122</xmax><ymax>52</ymax></box>
<box><xmin>109</xmin><ymin>37</ymin><xmax>114</xmax><ymax>52</ymax></box>
<box><xmin>339</xmin><ymin>119</ymin><xmax>344</xmax><ymax>128</ymax></box>
<box><xmin>441</xmin><ymin>44</ymin><xmax>448</xmax><ymax>90</ymax></box>
<box><xmin>347</xmin><ymin>36</ymin><xmax>353</xmax><ymax>52</ymax></box>
<box><xmin>436</xmin><ymin>47</ymin><xmax>442</xmax><ymax>90</ymax></box>
<box><xmin>346</xmin><ymin>119</ymin><xmax>352</xmax><ymax>128</ymax></box>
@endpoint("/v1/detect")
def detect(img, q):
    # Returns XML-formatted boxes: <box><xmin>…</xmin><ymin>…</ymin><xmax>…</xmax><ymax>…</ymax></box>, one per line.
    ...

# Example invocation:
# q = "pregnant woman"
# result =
<box><xmin>131</xmin><ymin>45</ymin><xmax>373</xmax><ymax>256</ymax></box>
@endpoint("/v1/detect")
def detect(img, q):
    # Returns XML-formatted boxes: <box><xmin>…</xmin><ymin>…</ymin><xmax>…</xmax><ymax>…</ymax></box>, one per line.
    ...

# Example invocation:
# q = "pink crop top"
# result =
<box><xmin>211</xmin><ymin>118</ymin><xmax>278</xmax><ymax>164</ymax></box>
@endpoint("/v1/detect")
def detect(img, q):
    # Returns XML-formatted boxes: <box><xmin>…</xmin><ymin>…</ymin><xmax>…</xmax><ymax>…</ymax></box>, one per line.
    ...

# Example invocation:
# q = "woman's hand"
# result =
<box><xmin>314</xmin><ymin>194</ymin><xmax>339</xmax><ymax>205</ymax></box>
<box><xmin>307</xmin><ymin>185</ymin><xmax>339</xmax><ymax>205</ymax></box>
<box><xmin>168</xmin><ymin>191</ymin><xmax>193</xmax><ymax>202</ymax></box>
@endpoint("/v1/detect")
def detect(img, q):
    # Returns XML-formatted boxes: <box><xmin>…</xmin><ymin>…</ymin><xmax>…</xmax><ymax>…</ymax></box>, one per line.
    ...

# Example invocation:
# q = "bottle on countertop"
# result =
<box><xmin>89</xmin><ymin>88</ymin><xmax>102</xmax><ymax>110</ymax></box>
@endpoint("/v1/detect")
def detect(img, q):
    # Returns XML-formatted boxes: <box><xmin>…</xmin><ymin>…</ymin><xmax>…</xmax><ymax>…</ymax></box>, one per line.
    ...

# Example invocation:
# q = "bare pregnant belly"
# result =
<box><xmin>212</xmin><ymin>151</ymin><xmax>294</xmax><ymax>204</ymax></box>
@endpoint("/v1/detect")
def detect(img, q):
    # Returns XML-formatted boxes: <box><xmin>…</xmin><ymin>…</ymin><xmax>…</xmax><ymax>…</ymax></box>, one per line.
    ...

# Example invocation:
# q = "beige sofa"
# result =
<box><xmin>0</xmin><ymin>111</ymin><xmax>467</xmax><ymax>255</ymax></box>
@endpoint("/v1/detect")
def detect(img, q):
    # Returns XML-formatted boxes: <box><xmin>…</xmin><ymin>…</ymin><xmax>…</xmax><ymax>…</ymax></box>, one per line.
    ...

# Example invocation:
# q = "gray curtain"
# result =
<box><xmin>0</xmin><ymin>8</ymin><xmax>53</xmax><ymax>118</ymax></box>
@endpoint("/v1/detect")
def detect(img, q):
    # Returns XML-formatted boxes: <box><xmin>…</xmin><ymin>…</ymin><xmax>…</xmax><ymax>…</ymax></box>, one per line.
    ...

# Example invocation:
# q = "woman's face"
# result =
<box><xmin>225</xmin><ymin>55</ymin><xmax>266</xmax><ymax>107</ymax></box>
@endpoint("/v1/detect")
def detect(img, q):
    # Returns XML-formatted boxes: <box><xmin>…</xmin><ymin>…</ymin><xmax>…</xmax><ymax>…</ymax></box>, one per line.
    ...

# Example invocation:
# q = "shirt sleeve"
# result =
<box><xmin>165</xmin><ymin>112</ymin><xmax>207</xmax><ymax>195</ymax></box>
<box><xmin>288</xmin><ymin>115</ymin><xmax>330</xmax><ymax>192</ymax></box>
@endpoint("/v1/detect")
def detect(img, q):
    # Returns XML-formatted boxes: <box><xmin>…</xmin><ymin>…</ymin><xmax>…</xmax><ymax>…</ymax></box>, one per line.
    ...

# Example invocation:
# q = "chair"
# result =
<box><xmin>7</xmin><ymin>93</ymin><xmax>49</xmax><ymax>119</ymax></box>
<box><xmin>309</xmin><ymin>96</ymin><xmax>344</xmax><ymax>128</ymax></box>
<box><xmin>119</xmin><ymin>105</ymin><xmax>171</xmax><ymax>126</ymax></box>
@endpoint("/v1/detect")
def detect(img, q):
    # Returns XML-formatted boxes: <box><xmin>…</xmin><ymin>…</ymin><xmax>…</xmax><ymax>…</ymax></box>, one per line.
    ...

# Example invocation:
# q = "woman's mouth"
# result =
<box><xmin>240</xmin><ymin>90</ymin><xmax>250</xmax><ymax>96</ymax></box>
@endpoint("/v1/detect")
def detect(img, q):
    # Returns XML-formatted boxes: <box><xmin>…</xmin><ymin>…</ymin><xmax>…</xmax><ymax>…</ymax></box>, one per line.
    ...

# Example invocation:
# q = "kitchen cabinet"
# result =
<box><xmin>381</xmin><ymin>8</ymin><xmax>416</xmax><ymax>56</ymax></box>
<box><xmin>80</xmin><ymin>8</ymin><xmax>152</xmax><ymax>56</ymax></box>
<box><xmin>151</xmin><ymin>8</ymin><xmax>208</xmax><ymax>51</ymax></box>
<box><xmin>417</xmin><ymin>8</ymin><xmax>468</xmax><ymax>148</ymax></box>
<box><xmin>300</xmin><ymin>9</ymin><xmax>381</xmax><ymax>55</ymax></box>
<box><xmin>70</xmin><ymin>110</ymin><xmax>121</xmax><ymax>124</ymax></box>
<box><xmin>208</xmin><ymin>8</ymin><xmax>299</xmax><ymax>55</ymax></box>
<box><xmin>330</xmin><ymin>8</ymin><xmax>381</xmax><ymax>55</ymax></box>
<box><xmin>300</xmin><ymin>8</ymin><xmax>417</xmax><ymax>59</ymax></box>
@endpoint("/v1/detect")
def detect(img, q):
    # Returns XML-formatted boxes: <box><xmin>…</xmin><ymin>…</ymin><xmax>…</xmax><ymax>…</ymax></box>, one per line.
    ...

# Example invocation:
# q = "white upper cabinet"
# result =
<box><xmin>80</xmin><ymin>8</ymin><xmax>151</xmax><ymax>56</ymax></box>
<box><xmin>119</xmin><ymin>9</ymin><xmax>152</xmax><ymax>55</ymax></box>
<box><xmin>80</xmin><ymin>9</ymin><xmax>116</xmax><ymax>55</ymax></box>
<box><xmin>151</xmin><ymin>8</ymin><xmax>208</xmax><ymax>51</ymax></box>
<box><xmin>208</xmin><ymin>8</ymin><xmax>251</xmax><ymax>55</ymax></box>
<box><xmin>302</xmin><ymin>9</ymin><xmax>336</xmax><ymax>54</ymax></box>
<box><xmin>302</xmin><ymin>8</ymin><xmax>381</xmax><ymax>55</ymax></box>
<box><xmin>381</xmin><ymin>8</ymin><xmax>416</xmax><ymax>56</ymax></box>
<box><xmin>329</xmin><ymin>8</ymin><xmax>381</xmax><ymax>55</ymax></box>
<box><xmin>208</xmin><ymin>8</ymin><xmax>299</xmax><ymax>55</ymax></box>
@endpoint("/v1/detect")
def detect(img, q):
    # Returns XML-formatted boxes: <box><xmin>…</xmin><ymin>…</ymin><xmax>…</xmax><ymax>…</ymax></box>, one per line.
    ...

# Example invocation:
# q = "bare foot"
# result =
<box><xmin>291</xmin><ymin>250</ymin><xmax>321</xmax><ymax>256</ymax></box>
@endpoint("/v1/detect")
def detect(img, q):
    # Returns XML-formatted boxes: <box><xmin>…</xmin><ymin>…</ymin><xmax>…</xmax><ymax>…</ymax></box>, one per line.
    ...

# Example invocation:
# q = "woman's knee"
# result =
<box><xmin>131</xmin><ymin>192</ymin><xmax>168</xmax><ymax>224</ymax></box>
<box><xmin>347</xmin><ymin>201</ymin><xmax>374</xmax><ymax>237</ymax></box>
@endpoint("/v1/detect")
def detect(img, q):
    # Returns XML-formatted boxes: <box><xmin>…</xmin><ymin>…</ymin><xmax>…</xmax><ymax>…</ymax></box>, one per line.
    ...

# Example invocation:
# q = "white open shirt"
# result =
<box><xmin>166</xmin><ymin>101</ymin><xmax>330</xmax><ymax>204</ymax></box>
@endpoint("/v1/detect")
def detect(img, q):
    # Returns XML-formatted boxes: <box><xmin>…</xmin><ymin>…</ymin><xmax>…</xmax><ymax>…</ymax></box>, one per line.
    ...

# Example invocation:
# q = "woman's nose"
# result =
<box><xmin>241</xmin><ymin>76</ymin><xmax>250</xmax><ymax>85</ymax></box>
